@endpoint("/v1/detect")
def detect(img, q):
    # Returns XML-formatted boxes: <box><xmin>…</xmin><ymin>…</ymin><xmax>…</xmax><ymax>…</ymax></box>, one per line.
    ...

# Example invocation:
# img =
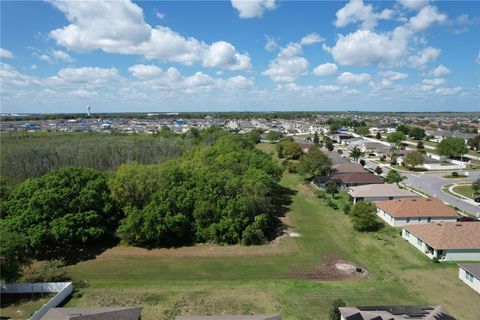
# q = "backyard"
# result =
<box><xmin>4</xmin><ymin>143</ymin><xmax>479</xmax><ymax>320</ymax></box>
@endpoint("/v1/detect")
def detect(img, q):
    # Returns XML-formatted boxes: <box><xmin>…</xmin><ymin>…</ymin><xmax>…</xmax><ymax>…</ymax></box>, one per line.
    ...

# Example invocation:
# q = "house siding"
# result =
<box><xmin>458</xmin><ymin>267</ymin><xmax>480</xmax><ymax>294</ymax></box>
<box><xmin>378</xmin><ymin>209</ymin><xmax>457</xmax><ymax>227</ymax></box>
<box><xmin>402</xmin><ymin>229</ymin><xmax>480</xmax><ymax>261</ymax></box>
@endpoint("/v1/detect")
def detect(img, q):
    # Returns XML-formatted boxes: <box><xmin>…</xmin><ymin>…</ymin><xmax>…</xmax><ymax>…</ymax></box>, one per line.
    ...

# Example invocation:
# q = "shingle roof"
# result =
<box><xmin>332</xmin><ymin>163</ymin><xmax>366</xmax><ymax>173</ymax></box>
<box><xmin>331</xmin><ymin>172</ymin><xmax>384</xmax><ymax>184</ymax></box>
<box><xmin>41</xmin><ymin>307</ymin><xmax>142</xmax><ymax>320</ymax></box>
<box><xmin>349</xmin><ymin>184</ymin><xmax>417</xmax><ymax>198</ymax></box>
<box><xmin>377</xmin><ymin>198</ymin><xmax>458</xmax><ymax>218</ymax></box>
<box><xmin>404</xmin><ymin>222</ymin><xmax>480</xmax><ymax>249</ymax></box>
<box><xmin>339</xmin><ymin>305</ymin><xmax>455</xmax><ymax>320</ymax></box>
<box><xmin>459</xmin><ymin>263</ymin><xmax>480</xmax><ymax>279</ymax></box>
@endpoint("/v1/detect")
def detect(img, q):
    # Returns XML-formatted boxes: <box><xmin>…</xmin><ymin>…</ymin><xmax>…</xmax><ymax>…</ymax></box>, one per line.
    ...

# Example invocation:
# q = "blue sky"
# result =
<box><xmin>1</xmin><ymin>0</ymin><xmax>479</xmax><ymax>113</ymax></box>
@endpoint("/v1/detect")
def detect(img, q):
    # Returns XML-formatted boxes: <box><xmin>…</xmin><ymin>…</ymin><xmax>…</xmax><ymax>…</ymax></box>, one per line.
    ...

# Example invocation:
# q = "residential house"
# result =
<box><xmin>330</xmin><ymin>172</ymin><xmax>384</xmax><ymax>187</ymax></box>
<box><xmin>458</xmin><ymin>263</ymin><xmax>480</xmax><ymax>294</ymax></box>
<box><xmin>339</xmin><ymin>305</ymin><xmax>455</xmax><ymax>320</ymax></box>
<box><xmin>402</xmin><ymin>222</ymin><xmax>480</xmax><ymax>261</ymax></box>
<box><xmin>41</xmin><ymin>307</ymin><xmax>142</xmax><ymax>320</ymax></box>
<box><xmin>332</xmin><ymin>163</ymin><xmax>365</xmax><ymax>174</ymax></box>
<box><xmin>377</xmin><ymin>198</ymin><xmax>458</xmax><ymax>227</ymax></box>
<box><xmin>348</xmin><ymin>184</ymin><xmax>417</xmax><ymax>204</ymax></box>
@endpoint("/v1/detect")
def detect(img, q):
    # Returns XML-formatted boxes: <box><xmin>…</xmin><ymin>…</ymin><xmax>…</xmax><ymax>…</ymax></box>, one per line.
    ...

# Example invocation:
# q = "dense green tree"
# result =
<box><xmin>313</xmin><ymin>132</ymin><xmax>320</xmax><ymax>145</ymax></box>
<box><xmin>471</xmin><ymin>178</ymin><xmax>480</xmax><ymax>196</ymax></box>
<box><xmin>384</xmin><ymin>170</ymin><xmax>405</xmax><ymax>184</ymax></box>
<box><xmin>2</xmin><ymin>167</ymin><xmax>116</xmax><ymax>255</ymax></box>
<box><xmin>387</xmin><ymin>131</ymin><xmax>405</xmax><ymax>158</ymax></box>
<box><xmin>325</xmin><ymin>181</ymin><xmax>338</xmax><ymax>198</ymax></box>
<box><xmin>355</xmin><ymin>126</ymin><xmax>370</xmax><ymax>136</ymax></box>
<box><xmin>282</xmin><ymin>141</ymin><xmax>303</xmax><ymax>160</ymax></box>
<box><xmin>375</xmin><ymin>132</ymin><xmax>382</xmax><ymax>140</ymax></box>
<box><xmin>403</xmin><ymin>151</ymin><xmax>425</xmax><ymax>170</ymax></box>
<box><xmin>0</xmin><ymin>226</ymin><xmax>31</xmax><ymax>282</ymax></box>
<box><xmin>329</xmin><ymin>298</ymin><xmax>346</xmax><ymax>320</ymax></box>
<box><xmin>324</xmin><ymin>137</ymin><xmax>334</xmax><ymax>151</ymax></box>
<box><xmin>349</xmin><ymin>147</ymin><xmax>363</xmax><ymax>163</ymax></box>
<box><xmin>267</xmin><ymin>131</ymin><xmax>280</xmax><ymax>141</ymax></box>
<box><xmin>437</xmin><ymin>137</ymin><xmax>468</xmax><ymax>158</ymax></box>
<box><xmin>417</xmin><ymin>141</ymin><xmax>424</xmax><ymax>150</ymax></box>
<box><xmin>467</xmin><ymin>135</ymin><xmax>480</xmax><ymax>151</ymax></box>
<box><xmin>350</xmin><ymin>202</ymin><xmax>382</xmax><ymax>232</ymax></box>
<box><xmin>409</xmin><ymin>127</ymin><xmax>426</xmax><ymax>140</ymax></box>
<box><xmin>298</xmin><ymin>146</ymin><xmax>332</xmax><ymax>181</ymax></box>
<box><xmin>396</xmin><ymin>124</ymin><xmax>411</xmax><ymax>135</ymax></box>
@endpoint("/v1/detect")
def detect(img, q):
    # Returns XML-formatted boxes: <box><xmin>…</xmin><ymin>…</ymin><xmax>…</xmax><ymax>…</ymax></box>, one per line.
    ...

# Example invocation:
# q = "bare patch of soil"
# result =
<box><xmin>288</xmin><ymin>255</ymin><xmax>369</xmax><ymax>280</ymax></box>
<box><xmin>298</xmin><ymin>184</ymin><xmax>315</xmax><ymax>195</ymax></box>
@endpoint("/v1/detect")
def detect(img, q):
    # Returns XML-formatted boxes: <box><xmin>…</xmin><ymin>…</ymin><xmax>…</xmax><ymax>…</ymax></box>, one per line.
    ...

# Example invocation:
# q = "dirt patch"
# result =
<box><xmin>298</xmin><ymin>184</ymin><xmax>315</xmax><ymax>195</ymax></box>
<box><xmin>287</xmin><ymin>256</ymin><xmax>369</xmax><ymax>280</ymax></box>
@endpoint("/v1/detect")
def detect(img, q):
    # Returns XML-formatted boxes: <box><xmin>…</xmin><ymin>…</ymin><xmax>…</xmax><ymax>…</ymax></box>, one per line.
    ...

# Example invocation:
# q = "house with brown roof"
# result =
<box><xmin>339</xmin><ymin>305</ymin><xmax>455</xmax><ymax>320</ymax></box>
<box><xmin>402</xmin><ymin>222</ymin><xmax>480</xmax><ymax>261</ymax></box>
<box><xmin>332</xmin><ymin>163</ymin><xmax>365</xmax><ymax>174</ymax></box>
<box><xmin>458</xmin><ymin>263</ymin><xmax>480</xmax><ymax>294</ymax></box>
<box><xmin>348</xmin><ymin>184</ymin><xmax>417</xmax><ymax>204</ymax></box>
<box><xmin>330</xmin><ymin>172</ymin><xmax>384</xmax><ymax>187</ymax></box>
<box><xmin>376</xmin><ymin>198</ymin><xmax>458</xmax><ymax>227</ymax></box>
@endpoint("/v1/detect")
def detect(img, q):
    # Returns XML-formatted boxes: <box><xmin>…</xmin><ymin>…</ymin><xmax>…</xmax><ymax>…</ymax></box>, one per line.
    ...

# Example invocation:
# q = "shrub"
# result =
<box><xmin>451</xmin><ymin>171</ymin><xmax>459</xmax><ymax>177</ymax></box>
<box><xmin>329</xmin><ymin>298</ymin><xmax>346</xmax><ymax>320</ymax></box>
<box><xmin>350</xmin><ymin>202</ymin><xmax>382</xmax><ymax>232</ymax></box>
<box><xmin>22</xmin><ymin>259</ymin><xmax>70</xmax><ymax>283</ymax></box>
<box><xmin>359</xmin><ymin>159</ymin><xmax>366</xmax><ymax>166</ymax></box>
<box><xmin>316</xmin><ymin>190</ymin><xmax>326</xmax><ymax>199</ymax></box>
<box><xmin>343</xmin><ymin>203</ymin><xmax>351</xmax><ymax>215</ymax></box>
<box><xmin>327</xmin><ymin>200</ymin><xmax>339</xmax><ymax>210</ymax></box>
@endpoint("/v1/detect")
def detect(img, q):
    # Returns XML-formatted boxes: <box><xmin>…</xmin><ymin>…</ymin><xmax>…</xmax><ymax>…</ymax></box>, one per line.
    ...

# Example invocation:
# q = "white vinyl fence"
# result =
<box><xmin>1</xmin><ymin>282</ymin><xmax>73</xmax><ymax>320</ymax></box>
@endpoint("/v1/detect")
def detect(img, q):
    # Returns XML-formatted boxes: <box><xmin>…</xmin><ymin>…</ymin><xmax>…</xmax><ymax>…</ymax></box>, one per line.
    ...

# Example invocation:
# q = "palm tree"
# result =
<box><xmin>350</xmin><ymin>147</ymin><xmax>363</xmax><ymax>163</ymax></box>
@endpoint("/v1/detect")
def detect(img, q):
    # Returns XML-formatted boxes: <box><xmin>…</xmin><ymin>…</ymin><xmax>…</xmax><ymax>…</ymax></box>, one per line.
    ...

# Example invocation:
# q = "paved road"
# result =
<box><xmin>364</xmin><ymin>158</ymin><xmax>480</xmax><ymax>216</ymax></box>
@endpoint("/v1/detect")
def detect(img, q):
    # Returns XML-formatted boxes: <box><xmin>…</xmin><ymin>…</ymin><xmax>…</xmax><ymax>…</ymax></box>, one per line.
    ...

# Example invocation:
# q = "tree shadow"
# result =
<box><xmin>268</xmin><ymin>183</ymin><xmax>297</xmax><ymax>240</ymax></box>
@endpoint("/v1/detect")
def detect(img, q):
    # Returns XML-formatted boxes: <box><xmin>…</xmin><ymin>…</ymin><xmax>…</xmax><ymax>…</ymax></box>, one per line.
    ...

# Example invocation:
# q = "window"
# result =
<box><xmin>465</xmin><ymin>271</ymin><xmax>474</xmax><ymax>282</ymax></box>
<box><xmin>417</xmin><ymin>238</ymin><xmax>422</xmax><ymax>246</ymax></box>
<box><xmin>406</xmin><ymin>218</ymin><xmax>410</xmax><ymax>223</ymax></box>
<box><xmin>405</xmin><ymin>230</ymin><xmax>410</xmax><ymax>238</ymax></box>
<box><xmin>427</xmin><ymin>217</ymin><xmax>431</xmax><ymax>223</ymax></box>
<box><xmin>418</xmin><ymin>217</ymin><xmax>421</xmax><ymax>222</ymax></box>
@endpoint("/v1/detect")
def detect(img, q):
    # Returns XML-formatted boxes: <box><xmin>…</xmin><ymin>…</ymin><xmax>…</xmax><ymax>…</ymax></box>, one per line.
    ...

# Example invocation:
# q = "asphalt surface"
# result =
<box><xmin>363</xmin><ymin>158</ymin><xmax>480</xmax><ymax>216</ymax></box>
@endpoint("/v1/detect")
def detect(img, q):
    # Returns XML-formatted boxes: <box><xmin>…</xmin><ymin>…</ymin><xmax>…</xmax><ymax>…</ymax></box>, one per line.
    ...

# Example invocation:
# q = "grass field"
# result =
<box><xmin>16</xmin><ymin>142</ymin><xmax>479</xmax><ymax>320</ymax></box>
<box><xmin>1</xmin><ymin>293</ymin><xmax>54</xmax><ymax>319</ymax></box>
<box><xmin>452</xmin><ymin>184</ymin><xmax>478</xmax><ymax>200</ymax></box>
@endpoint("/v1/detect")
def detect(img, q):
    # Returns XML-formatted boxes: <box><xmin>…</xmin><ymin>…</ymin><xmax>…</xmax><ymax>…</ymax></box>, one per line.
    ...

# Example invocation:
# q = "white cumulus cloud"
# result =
<box><xmin>431</xmin><ymin>65</ymin><xmax>451</xmax><ymax>77</ymax></box>
<box><xmin>397</xmin><ymin>0</ymin><xmax>429</xmax><ymax>10</ymax></box>
<box><xmin>231</xmin><ymin>0</ymin><xmax>276</xmax><ymax>18</ymax></box>
<box><xmin>379</xmin><ymin>70</ymin><xmax>408</xmax><ymax>81</ymax></box>
<box><xmin>337</xmin><ymin>72</ymin><xmax>371</xmax><ymax>85</ymax></box>
<box><xmin>313</xmin><ymin>63</ymin><xmax>338</xmax><ymax>77</ymax></box>
<box><xmin>0</xmin><ymin>48</ymin><xmax>14</xmax><ymax>59</ymax></box>
<box><xmin>409</xmin><ymin>5</ymin><xmax>447</xmax><ymax>31</ymax></box>
<box><xmin>335</xmin><ymin>0</ymin><xmax>393</xmax><ymax>30</ymax></box>
<box><xmin>300</xmin><ymin>33</ymin><xmax>324</xmax><ymax>46</ymax></box>
<box><xmin>408</xmin><ymin>47</ymin><xmax>440</xmax><ymax>69</ymax></box>
<box><xmin>263</xmin><ymin>43</ymin><xmax>309</xmax><ymax>82</ymax></box>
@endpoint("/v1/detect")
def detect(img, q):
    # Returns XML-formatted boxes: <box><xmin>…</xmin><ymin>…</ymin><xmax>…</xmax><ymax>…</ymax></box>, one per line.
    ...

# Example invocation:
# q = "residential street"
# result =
<box><xmin>363</xmin><ymin>158</ymin><xmax>480</xmax><ymax>216</ymax></box>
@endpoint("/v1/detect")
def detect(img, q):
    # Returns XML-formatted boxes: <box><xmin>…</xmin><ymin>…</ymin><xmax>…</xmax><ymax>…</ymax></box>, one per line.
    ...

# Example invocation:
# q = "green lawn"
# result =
<box><xmin>57</xmin><ymin>143</ymin><xmax>480</xmax><ymax>319</ymax></box>
<box><xmin>452</xmin><ymin>184</ymin><xmax>479</xmax><ymax>200</ymax></box>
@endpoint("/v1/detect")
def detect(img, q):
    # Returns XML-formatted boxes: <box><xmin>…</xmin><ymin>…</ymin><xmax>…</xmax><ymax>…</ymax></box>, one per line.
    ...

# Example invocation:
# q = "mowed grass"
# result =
<box><xmin>452</xmin><ymin>184</ymin><xmax>478</xmax><ymax>200</ymax></box>
<box><xmin>64</xmin><ymin>143</ymin><xmax>480</xmax><ymax>319</ymax></box>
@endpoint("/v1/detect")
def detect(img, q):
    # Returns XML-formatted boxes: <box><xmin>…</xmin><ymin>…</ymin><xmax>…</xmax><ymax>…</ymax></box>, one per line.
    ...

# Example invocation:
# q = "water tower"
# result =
<box><xmin>86</xmin><ymin>106</ymin><xmax>91</xmax><ymax>117</ymax></box>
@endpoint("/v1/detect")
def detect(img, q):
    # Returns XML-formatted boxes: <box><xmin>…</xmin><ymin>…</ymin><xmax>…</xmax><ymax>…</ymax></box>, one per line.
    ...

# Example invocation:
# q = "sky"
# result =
<box><xmin>0</xmin><ymin>0</ymin><xmax>479</xmax><ymax>114</ymax></box>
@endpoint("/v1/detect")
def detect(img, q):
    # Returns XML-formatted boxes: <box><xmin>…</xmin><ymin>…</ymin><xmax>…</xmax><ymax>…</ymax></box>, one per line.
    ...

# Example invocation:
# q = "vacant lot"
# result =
<box><xmin>61</xmin><ymin>143</ymin><xmax>480</xmax><ymax>319</ymax></box>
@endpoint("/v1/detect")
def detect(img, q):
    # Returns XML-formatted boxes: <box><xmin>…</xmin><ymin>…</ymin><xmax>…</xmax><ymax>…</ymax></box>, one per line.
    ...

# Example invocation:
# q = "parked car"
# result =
<box><xmin>337</xmin><ymin>149</ymin><xmax>343</xmax><ymax>154</ymax></box>
<box><xmin>474</xmin><ymin>197</ymin><xmax>480</xmax><ymax>203</ymax></box>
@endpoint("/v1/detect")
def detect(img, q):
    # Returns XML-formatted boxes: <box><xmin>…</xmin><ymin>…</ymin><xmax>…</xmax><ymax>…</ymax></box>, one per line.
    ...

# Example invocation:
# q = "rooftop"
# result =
<box><xmin>377</xmin><ymin>198</ymin><xmax>458</xmax><ymax>218</ymax></box>
<box><xmin>459</xmin><ymin>263</ymin><xmax>480</xmax><ymax>279</ymax></box>
<box><xmin>339</xmin><ymin>305</ymin><xmax>455</xmax><ymax>320</ymax></box>
<box><xmin>349</xmin><ymin>184</ymin><xmax>417</xmax><ymax>198</ymax></box>
<box><xmin>404</xmin><ymin>222</ymin><xmax>480</xmax><ymax>249</ymax></box>
<box><xmin>331</xmin><ymin>172</ymin><xmax>384</xmax><ymax>185</ymax></box>
<box><xmin>332</xmin><ymin>163</ymin><xmax>366</xmax><ymax>173</ymax></box>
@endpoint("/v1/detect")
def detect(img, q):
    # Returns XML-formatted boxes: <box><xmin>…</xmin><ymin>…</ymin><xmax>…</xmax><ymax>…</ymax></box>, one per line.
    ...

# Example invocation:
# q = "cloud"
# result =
<box><xmin>397</xmin><ymin>0</ymin><xmax>429</xmax><ymax>10</ymax></box>
<box><xmin>331</xmin><ymin>28</ymin><xmax>410</xmax><ymax>67</ymax></box>
<box><xmin>409</xmin><ymin>5</ymin><xmax>446</xmax><ymax>31</ymax></box>
<box><xmin>379</xmin><ymin>70</ymin><xmax>408</xmax><ymax>81</ymax></box>
<box><xmin>422</xmin><ymin>78</ymin><xmax>446</xmax><ymax>86</ymax></box>
<box><xmin>128</xmin><ymin>64</ymin><xmax>165</xmax><ymax>80</ymax></box>
<box><xmin>202</xmin><ymin>41</ymin><xmax>251</xmax><ymax>71</ymax></box>
<box><xmin>0</xmin><ymin>48</ymin><xmax>13</xmax><ymax>59</ymax></box>
<box><xmin>313</xmin><ymin>63</ymin><xmax>337</xmax><ymax>77</ymax></box>
<box><xmin>70</xmin><ymin>89</ymin><xmax>98</xmax><ymax>98</ymax></box>
<box><xmin>318</xmin><ymin>85</ymin><xmax>341</xmax><ymax>93</ymax></box>
<box><xmin>30</xmin><ymin>64</ymin><xmax>37</xmax><ymax>70</ymax></box>
<box><xmin>435</xmin><ymin>86</ymin><xmax>462</xmax><ymax>96</ymax></box>
<box><xmin>0</xmin><ymin>63</ymin><xmax>37</xmax><ymax>87</ymax></box>
<box><xmin>50</xmin><ymin>67</ymin><xmax>121</xmax><ymax>85</ymax></box>
<box><xmin>408</xmin><ymin>46</ymin><xmax>440</xmax><ymax>68</ymax></box>
<box><xmin>263</xmin><ymin>43</ymin><xmax>308</xmax><ymax>82</ymax></box>
<box><xmin>300</xmin><ymin>33</ymin><xmax>324</xmax><ymax>46</ymax></box>
<box><xmin>155</xmin><ymin>11</ymin><xmax>165</xmax><ymax>19</ymax></box>
<box><xmin>49</xmin><ymin>0</ymin><xmax>250</xmax><ymax>70</ymax></box>
<box><xmin>231</xmin><ymin>0</ymin><xmax>276</xmax><ymax>18</ymax></box>
<box><xmin>335</xmin><ymin>0</ymin><xmax>393</xmax><ymax>30</ymax></box>
<box><xmin>46</xmin><ymin>49</ymin><xmax>74</xmax><ymax>63</ymax></box>
<box><xmin>431</xmin><ymin>65</ymin><xmax>450</xmax><ymax>77</ymax></box>
<box><xmin>265</xmin><ymin>35</ymin><xmax>278</xmax><ymax>51</ymax></box>
<box><xmin>476</xmin><ymin>52</ymin><xmax>480</xmax><ymax>64</ymax></box>
<box><xmin>337</xmin><ymin>72</ymin><xmax>371</xmax><ymax>85</ymax></box>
